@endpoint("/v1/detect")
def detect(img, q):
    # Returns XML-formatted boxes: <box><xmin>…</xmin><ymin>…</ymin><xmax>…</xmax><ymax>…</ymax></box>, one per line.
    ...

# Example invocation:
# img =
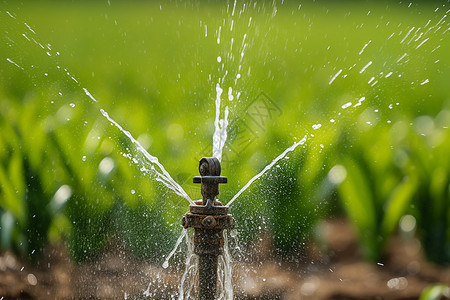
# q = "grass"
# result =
<box><xmin>0</xmin><ymin>1</ymin><xmax>449</xmax><ymax>263</ymax></box>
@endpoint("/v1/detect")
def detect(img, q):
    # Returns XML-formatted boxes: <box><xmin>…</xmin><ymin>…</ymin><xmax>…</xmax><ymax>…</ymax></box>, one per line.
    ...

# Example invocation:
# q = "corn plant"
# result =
<box><xmin>335</xmin><ymin>124</ymin><xmax>417</xmax><ymax>261</ymax></box>
<box><xmin>400</xmin><ymin>113</ymin><xmax>450</xmax><ymax>264</ymax></box>
<box><xmin>0</xmin><ymin>95</ymin><xmax>70</xmax><ymax>261</ymax></box>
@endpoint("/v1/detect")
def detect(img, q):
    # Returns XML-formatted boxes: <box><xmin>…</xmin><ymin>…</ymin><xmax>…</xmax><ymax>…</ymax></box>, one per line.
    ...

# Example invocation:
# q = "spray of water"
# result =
<box><xmin>212</xmin><ymin>83</ymin><xmax>229</xmax><ymax>162</ymax></box>
<box><xmin>227</xmin><ymin>135</ymin><xmax>308</xmax><ymax>207</ymax></box>
<box><xmin>162</xmin><ymin>229</ymin><xmax>187</xmax><ymax>269</ymax></box>
<box><xmin>211</xmin><ymin>0</ymin><xmax>257</xmax><ymax>162</ymax></box>
<box><xmin>177</xmin><ymin>229</ymin><xmax>233</xmax><ymax>300</ymax></box>
<box><xmin>178</xmin><ymin>231</ymin><xmax>199</xmax><ymax>300</ymax></box>
<box><xmin>217</xmin><ymin>231</ymin><xmax>234</xmax><ymax>300</ymax></box>
<box><xmin>98</xmin><ymin>108</ymin><xmax>193</xmax><ymax>204</ymax></box>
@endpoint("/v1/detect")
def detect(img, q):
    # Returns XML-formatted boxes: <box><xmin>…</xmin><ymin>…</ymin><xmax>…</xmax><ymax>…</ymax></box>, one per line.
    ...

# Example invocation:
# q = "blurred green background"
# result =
<box><xmin>0</xmin><ymin>0</ymin><xmax>449</xmax><ymax>265</ymax></box>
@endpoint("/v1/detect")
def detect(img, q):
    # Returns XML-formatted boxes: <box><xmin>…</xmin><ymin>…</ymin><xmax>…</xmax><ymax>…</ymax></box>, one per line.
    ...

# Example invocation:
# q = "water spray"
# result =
<box><xmin>182</xmin><ymin>157</ymin><xmax>234</xmax><ymax>300</ymax></box>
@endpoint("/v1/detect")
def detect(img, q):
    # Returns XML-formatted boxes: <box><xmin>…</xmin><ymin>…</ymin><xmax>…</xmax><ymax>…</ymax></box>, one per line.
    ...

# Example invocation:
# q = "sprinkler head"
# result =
<box><xmin>193</xmin><ymin>157</ymin><xmax>227</xmax><ymax>208</ymax></box>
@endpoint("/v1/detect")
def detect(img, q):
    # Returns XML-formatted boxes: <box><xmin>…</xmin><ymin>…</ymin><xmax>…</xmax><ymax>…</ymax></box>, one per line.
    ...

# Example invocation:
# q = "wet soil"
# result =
<box><xmin>1</xmin><ymin>219</ymin><xmax>449</xmax><ymax>299</ymax></box>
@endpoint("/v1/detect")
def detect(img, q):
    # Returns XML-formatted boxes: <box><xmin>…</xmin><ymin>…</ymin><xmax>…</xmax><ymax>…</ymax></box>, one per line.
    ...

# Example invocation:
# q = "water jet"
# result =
<box><xmin>182</xmin><ymin>157</ymin><xmax>234</xmax><ymax>300</ymax></box>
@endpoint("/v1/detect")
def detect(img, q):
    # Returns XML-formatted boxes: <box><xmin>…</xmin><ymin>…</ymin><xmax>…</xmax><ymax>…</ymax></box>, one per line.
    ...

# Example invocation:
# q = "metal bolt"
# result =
<box><xmin>202</xmin><ymin>216</ymin><xmax>216</xmax><ymax>228</ymax></box>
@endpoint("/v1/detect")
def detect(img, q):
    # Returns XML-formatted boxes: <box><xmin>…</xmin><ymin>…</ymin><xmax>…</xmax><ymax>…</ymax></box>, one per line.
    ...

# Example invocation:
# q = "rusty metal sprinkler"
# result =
<box><xmin>182</xmin><ymin>157</ymin><xmax>234</xmax><ymax>300</ymax></box>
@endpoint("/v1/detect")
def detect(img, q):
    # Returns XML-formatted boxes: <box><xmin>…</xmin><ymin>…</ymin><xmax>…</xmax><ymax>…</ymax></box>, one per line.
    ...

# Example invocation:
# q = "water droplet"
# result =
<box><xmin>228</xmin><ymin>87</ymin><xmax>233</xmax><ymax>101</ymax></box>
<box><xmin>131</xmin><ymin>189</ymin><xmax>136</xmax><ymax>195</ymax></box>
<box><xmin>420</xmin><ymin>78</ymin><xmax>429</xmax><ymax>85</ymax></box>
<box><xmin>70</xmin><ymin>103</ymin><xmax>75</xmax><ymax>108</ymax></box>
<box><xmin>217</xmin><ymin>26</ymin><xmax>222</xmax><ymax>44</ymax></box>
<box><xmin>358</xmin><ymin>40</ymin><xmax>371</xmax><ymax>55</ymax></box>
<box><xmin>359</xmin><ymin>61</ymin><xmax>373</xmax><ymax>73</ymax></box>
<box><xmin>342</xmin><ymin>102</ymin><xmax>352</xmax><ymax>109</ymax></box>
<box><xmin>312</xmin><ymin>124</ymin><xmax>322</xmax><ymax>130</ymax></box>
<box><xmin>6</xmin><ymin>11</ymin><xmax>16</xmax><ymax>19</ymax></box>
<box><xmin>329</xmin><ymin>69</ymin><xmax>342</xmax><ymax>85</ymax></box>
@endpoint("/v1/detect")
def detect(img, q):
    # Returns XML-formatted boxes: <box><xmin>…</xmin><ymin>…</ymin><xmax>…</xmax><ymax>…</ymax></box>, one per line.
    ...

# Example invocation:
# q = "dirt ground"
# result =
<box><xmin>1</xmin><ymin>219</ymin><xmax>449</xmax><ymax>299</ymax></box>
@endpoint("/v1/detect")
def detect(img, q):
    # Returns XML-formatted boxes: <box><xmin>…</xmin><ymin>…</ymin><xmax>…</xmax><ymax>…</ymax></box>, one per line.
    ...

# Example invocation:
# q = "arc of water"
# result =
<box><xmin>162</xmin><ymin>229</ymin><xmax>187</xmax><ymax>268</ymax></box>
<box><xmin>98</xmin><ymin>108</ymin><xmax>194</xmax><ymax>205</ymax></box>
<box><xmin>226</xmin><ymin>135</ymin><xmax>308</xmax><ymax>207</ymax></box>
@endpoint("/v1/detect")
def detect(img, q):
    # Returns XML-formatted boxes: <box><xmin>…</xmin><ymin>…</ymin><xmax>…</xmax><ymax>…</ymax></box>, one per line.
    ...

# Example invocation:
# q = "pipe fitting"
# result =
<box><xmin>202</xmin><ymin>216</ymin><xmax>216</xmax><ymax>228</ymax></box>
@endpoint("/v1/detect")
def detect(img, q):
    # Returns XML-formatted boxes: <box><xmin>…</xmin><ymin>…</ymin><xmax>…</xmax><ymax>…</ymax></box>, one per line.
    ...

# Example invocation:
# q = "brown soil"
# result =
<box><xmin>1</xmin><ymin>219</ymin><xmax>449</xmax><ymax>299</ymax></box>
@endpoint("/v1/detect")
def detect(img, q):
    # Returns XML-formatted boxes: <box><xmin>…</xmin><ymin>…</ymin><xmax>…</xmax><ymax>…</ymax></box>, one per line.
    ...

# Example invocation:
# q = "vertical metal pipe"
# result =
<box><xmin>194</xmin><ymin>227</ymin><xmax>222</xmax><ymax>300</ymax></box>
<box><xmin>182</xmin><ymin>157</ymin><xmax>233</xmax><ymax>300</ymax></box>
<box><xmin>198</xmin><ymin>253</ymin><xmax>218</xmax><ymax>300</ymax></box>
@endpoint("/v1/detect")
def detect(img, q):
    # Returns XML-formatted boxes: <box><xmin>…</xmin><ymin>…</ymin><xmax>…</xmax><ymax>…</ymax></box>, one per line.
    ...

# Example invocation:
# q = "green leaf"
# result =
<box><xmin>339</xmin><ymin>157</ymin><xmax>378</xmax><ymax>260</ymax></box>
<box><xmin>0</xmin><ymin>162</ymin><xmax>25</xmax><ymax>222</ymax></box>
<box><xmin>419</xmin><ymin>284</ymin><xmax>450</xmax><ymax>300</ymax></box>
<box><xmin>9</xmin><ymin>152</ymin><xmax>25</xmax><ymax>200</ymax></box>
<box><xmin>381</xmin><ymin>176</ymin><xmax>417</xmax><ymax>238</ymax></box>
<box><xmin>339</xmin><ymin>158</ymin><xmax>376</xmax><ymax>233</ymax></box>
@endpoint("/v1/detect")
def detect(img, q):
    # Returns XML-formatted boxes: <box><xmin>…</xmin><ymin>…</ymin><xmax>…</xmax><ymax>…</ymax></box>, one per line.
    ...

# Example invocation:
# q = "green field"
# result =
<box><xmin>0</xmin><ymin>1</ymin><xmax>449</xmax><ymax>264</ymax></box>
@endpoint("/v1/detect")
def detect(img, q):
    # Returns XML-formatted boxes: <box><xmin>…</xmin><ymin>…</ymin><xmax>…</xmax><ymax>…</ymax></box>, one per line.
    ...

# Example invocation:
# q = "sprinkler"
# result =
<box><xmin>182</xmin><ymin>157</ymin><xmax>234</xmax><ymax>300</ymax></box>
